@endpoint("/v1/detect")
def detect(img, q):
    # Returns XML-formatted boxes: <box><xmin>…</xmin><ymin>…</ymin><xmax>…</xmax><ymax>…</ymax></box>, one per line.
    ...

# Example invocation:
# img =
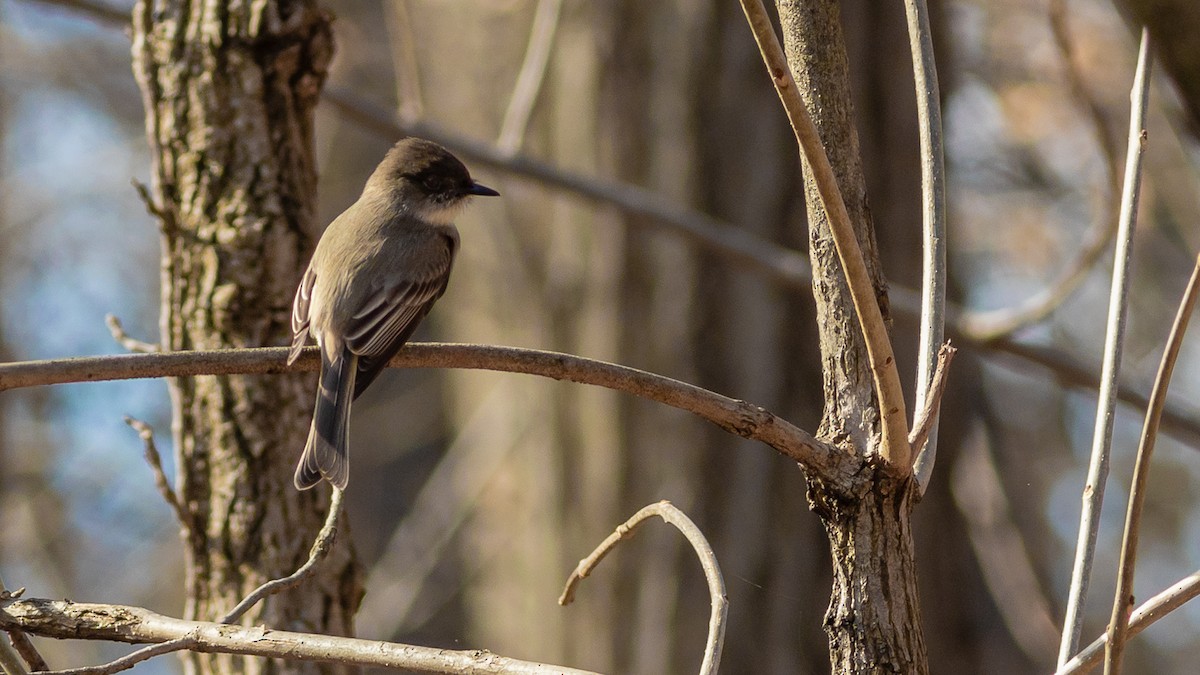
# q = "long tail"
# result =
<box><xmin>295</xmin><ymin>345</ymin><xmax>358</xmax><ymax>490</ymax></box>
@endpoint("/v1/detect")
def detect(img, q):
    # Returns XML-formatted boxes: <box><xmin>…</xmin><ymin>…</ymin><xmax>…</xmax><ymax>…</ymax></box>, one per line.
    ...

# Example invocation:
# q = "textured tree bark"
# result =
<box><xmin>775</xmin><ymin>0</ymin><xmax>929</xmax><ymax>672</ymax></box>
<box><xmin>130</xmin><ymin>2</ymin><xmax>360</xmax><ymax>674</ymax></box>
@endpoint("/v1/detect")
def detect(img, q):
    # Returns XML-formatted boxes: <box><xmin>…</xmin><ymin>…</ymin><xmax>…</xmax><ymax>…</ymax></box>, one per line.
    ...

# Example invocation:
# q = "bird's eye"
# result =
<box><xmin>422</xmin><ymin>176</ymin><xmax>443</xmax><ymax>193</ymax></box>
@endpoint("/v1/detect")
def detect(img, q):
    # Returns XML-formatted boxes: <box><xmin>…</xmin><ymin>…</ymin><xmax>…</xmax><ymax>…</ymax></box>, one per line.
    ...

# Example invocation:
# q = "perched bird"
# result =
<box><xmin>287</xmin><ymin>138</ymin><xmax>499</xmax><ymax>490</ymax></box>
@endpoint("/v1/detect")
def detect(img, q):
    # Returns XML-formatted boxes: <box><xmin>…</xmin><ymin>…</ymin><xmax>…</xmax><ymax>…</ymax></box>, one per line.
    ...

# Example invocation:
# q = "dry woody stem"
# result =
<box><xmin>559</xmin><ymin>501</ymin><xmax>727</xmax><ymax>675</ymax></box>
<box><xmin>1103</xmin><ymin>252</ymin><xmax>1200</xmax><ymax>674</ymax></box>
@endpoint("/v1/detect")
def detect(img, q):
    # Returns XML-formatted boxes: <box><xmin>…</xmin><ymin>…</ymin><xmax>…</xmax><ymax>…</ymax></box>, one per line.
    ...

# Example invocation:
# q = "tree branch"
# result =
<box><xmin>902</xmin><ymin>0</ymin><xmax>949</xmax><ymax>495</ymax></box>
<box><xmin>740</xmin><ymin>0</ymin><xmax>911</xmax><ymax>469</ymax></box>
<box><xmin>908</xmin><ymin>343</ymin><xmax>955</xmax><ymax>462</ymax></box>
<box><xmin>1059</xmin><ymin>29</ymin><xmax>1152</xmax><ymax>665</ymax></box>
<box><xmin>1056</xmin><ymin>569</ymin><xmax>1200</xmax><ymax>675</ymax></box>
<box><xmin>0</xmin><ymin>343</ymin><xmax>856</xmax><ymax>489</ymax></box>
<box><xmin>559</xmin><ymin>500</ymin><xmax>727</xmax><ymax>675</ymax></box>
<box><xmin>1104</xmin><ymin>251</ymin><xmax>1200</xmax><ymax>673</ymax></box>
<box><xmin>0</xmin><ymin>599</ymin><xmax>600</xmax><ymax>675</ymax></box>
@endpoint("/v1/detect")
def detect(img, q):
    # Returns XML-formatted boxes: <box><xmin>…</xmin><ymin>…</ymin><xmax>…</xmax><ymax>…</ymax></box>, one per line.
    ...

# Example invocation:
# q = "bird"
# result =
<box><xmin>287</xmin><ymin>138</ymin><xmax>499</xmax><ymax>490</ymax></box>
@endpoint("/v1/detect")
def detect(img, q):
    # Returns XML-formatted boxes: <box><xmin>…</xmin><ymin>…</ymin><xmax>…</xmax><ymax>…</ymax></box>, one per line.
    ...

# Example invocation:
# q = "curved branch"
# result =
<box><xmin>903</xmin><ymin>0</ymin><xmax>949</xmax><ymax>493</ymax></box>
<box><xmin>0</xmin><ymin>599</ymin><xmax>600</xmax><ymax>675</ymax></box>
<box><xmin>0</xmin><ymin>343</ymin><xmax>854</xmax><ymax>488</ymax></box>
<box><xmin>559</xmin><ymin>501</ymin><xmax>727</xmax><ymax>675</ymax></box>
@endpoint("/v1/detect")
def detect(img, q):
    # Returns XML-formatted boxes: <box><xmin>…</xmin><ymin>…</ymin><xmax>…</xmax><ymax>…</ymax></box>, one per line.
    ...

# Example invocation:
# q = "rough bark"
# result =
<box><xmin>130</xmin><ymin>2</ymin><xmax>360</xmax><ymax>674</ymax></box>
<box><xmin>776</xmin><ymin>0</ymin><xmax>928</xmax><ymax>671</ymax></box>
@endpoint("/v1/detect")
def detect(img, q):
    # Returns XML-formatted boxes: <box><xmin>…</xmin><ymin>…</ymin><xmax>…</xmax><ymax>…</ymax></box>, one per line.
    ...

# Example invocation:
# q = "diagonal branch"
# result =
<box><xmin>1103</xmin><ymin>251</ymin><xmax>1200</xmax><ymax>673</ymax></box>
<box><xmin>739</xmin><ymin>0</ymin><xmax>911</xmax><ymax>469</ymax></box>
<box><xmin>0</xmin><ymin>343</ymin><xmax>856</xmax><ymax>490</ymax></box>
<box><xmin>1056</xmin><ymin>569</ymin><xmax>1200</xmax><ymax>675</ymax></box>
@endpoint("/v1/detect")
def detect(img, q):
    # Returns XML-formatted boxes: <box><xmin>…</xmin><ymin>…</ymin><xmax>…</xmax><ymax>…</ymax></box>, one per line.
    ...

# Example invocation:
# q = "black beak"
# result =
<box><xmin>465</xmin><ymin>182</ymin><xmax>500</xmax><ymax>197</ymax></box>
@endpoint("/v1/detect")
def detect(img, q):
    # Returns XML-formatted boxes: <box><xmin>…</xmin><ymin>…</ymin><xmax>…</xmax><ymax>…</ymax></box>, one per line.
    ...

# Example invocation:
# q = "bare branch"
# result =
<box><xmin>908</xmin><ymin>343</ymin><xmax>955</xmax><ymax>462</ymax></box>
<box><xmin>902</xmin><ymin>0</ymin><xmax>949</xmax><ymax>494</ymax></box>
<box><xmin>739</xmin><ymin>0</ymin><xmax>911</xmax><ymax>469</ymax></box>
<box><xmin>496</xmin><ymin>0</ymin><xmax>563</xmax><ymax>154</ymax></box>
<box><xmin>560</xmin><ymin>501</ymin><xmax>726</xmax><ymax>675</ymax></box>
<box><xmin>44</xmin><ymin>637</ymin><xmax>198</xmax><ymax>675</ymax></box>
<box><xmin>1104</xmin><ymin>250</ymin><xmax>1200</xmax><ymax>673</ymax></box>
<box><xmin>1057</xmin><ymin>569</ymin><xmax>1200</xmax><ymax>675</ymax></box>
<box><xmin>1059</xmin><ymin>29</ymin><xmax>1153</xmax><ymax>666</ymax></box>
<box><xmin>123</xmin><ymin>416</ymin><xmax>194</xmax><ymax>539</ymax></box>
<box><xmin>221</xmin><ymin>487</ymin><xmax>344</xmax><ymax>625</ymax></box>
<box><xmin>0</xmin><ymin>344</ymin><xmax>855</xmax><ymax>489</ymax></box>
<box><xmin>0</xmin><ymin>599</ymin><xmax>600</xmax><ymax>675</ymax></box>
<box><xmin>105</xmin><ymin>315</ymin><xmax>158</xmax><ymax>354</ymax></box>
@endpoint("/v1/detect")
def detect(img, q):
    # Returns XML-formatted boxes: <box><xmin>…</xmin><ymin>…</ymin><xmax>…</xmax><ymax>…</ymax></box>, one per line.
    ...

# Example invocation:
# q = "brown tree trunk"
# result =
<box><xmin>776</xmin><ymin>0</ymin><xmax>929</xmax><ymax>671</ymax></box>
<box><xmin>130</xmin><ymin>2</ymin><xmax>360</xmax><ymax>673</ymax></box>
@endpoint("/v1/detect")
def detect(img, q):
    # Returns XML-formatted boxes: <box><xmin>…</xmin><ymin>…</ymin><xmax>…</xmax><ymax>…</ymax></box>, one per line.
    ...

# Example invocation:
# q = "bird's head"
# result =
<box><xmin>369</xmin><ymin>137</ymin><xmax>499</xmax><ymax>224</ymax></box>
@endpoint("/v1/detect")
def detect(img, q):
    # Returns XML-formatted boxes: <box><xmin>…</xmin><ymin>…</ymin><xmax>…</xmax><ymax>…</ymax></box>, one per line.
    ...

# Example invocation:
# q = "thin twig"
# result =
<box><xmin>1058</xmin><ymin>29</ymin><xmax>1153</xmax><ymax>666</ymax></box>
<box><xmin>1103</xmin><ymin>251</ymin><xmax>1200</xmax><ymax>673</ymax></box>
<box><xmin>0</xmin><ymin>598</ymin><xmax>600</xmax><ymax>675</ymax></box>
<box><xmin>496</xmin><ymin>0</ymin><xmax>563</xmax><ymax>154</ymax></box>
<box><xmin>0</xmin><ymin>343</ymin><xmax>853</xmax><ymax>490</ymax></box>
<box><xmin>1057</xmin><ymin>569</ymin><xmax>1200</xmax><ymax>675</ymax></box>
<box><xmin>559</xmin><ymin>501</ymin><xmax>727</xmax><ymax>675</ymax></box>
<box><xmin>222</xmin><ymin>487</ymin><xmax>344</xmax><ymax>625</ymax></box>
<box><xmin>901</xmin><ymin>0</ymin><xmax>949</xmax><ymax>494</ymax></box>
<box><xmin>43</xmin><ymin>637</ymin><xmax>198</xmax><ymax>675</ymax></box>
<box><xmin>104</xmin><ymin>315</ymin><xmax>158</xmax><ymax>354</ymax></box>
<box><xmin>740</xmin><ymin>0</ymin><xmax>910</xmax><ymax>468</ymax></box>
<box><xmin>908</xmin><ymin>342</ymin><xmax>955</xmax><ymax>457</ymax></box>
<box><xmin>123</xmin><ymin>416</ymin><xmax>194</xmax><ymax>538</ymax></box>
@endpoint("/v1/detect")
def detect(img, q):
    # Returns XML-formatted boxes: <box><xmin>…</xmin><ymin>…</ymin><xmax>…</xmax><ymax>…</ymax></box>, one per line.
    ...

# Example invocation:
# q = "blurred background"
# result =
<box><xmin>2</xmin><ymin>0</ymin><xmax>1199</xmax><ymax>673</ymax></box>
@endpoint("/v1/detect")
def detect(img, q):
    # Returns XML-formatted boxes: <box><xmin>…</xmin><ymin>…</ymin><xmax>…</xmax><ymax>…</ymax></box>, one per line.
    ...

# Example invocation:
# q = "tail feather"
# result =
<box><xmin>295</xmin><ymin>346</ymin><xmax>358</xmax><ymax>490</ymax></box>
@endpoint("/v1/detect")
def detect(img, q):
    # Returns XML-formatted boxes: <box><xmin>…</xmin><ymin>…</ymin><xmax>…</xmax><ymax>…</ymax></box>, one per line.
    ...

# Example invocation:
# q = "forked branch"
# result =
<box><xmin>739</xmin><ymin>0</ymin><xmax>911</xmax><ymax>469</ymax></box>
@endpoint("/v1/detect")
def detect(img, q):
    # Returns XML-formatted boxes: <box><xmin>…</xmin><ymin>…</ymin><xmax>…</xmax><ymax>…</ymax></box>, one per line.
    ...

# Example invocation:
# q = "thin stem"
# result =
<box><xmin>908</xmin><ymin>343</ymin><xmax>955</xmax><ymax>455</ymax></box>
<box><xmin>740</xmin><ymin>0</ymin><xmax>910</xmax><ymax>468</ymax></box>
<box><xmin>559</xmin><ymin>501</ymin><xmax>727</xmax><ymax>675</ymax></box>
<box><xmin>1056</xmin><ymin>569</ymin><xmax>1200</xmax><ymax>675</ymax></box>
<box><xmin>902</xmin><ymin>0</ymin><xmax>948</xmax><ymax>493</ymax></box>
<box><xmin>1103</xmin><ymin>252</ymin><xmax>1200</xmax><ymax>673</ymax></box>
<box><xmin>1058</xmin><ymin>29</ymin><xmax>1152</xmax><ymax>666</ymax></box>
<box><xmin>221</xmin><ymin>487</ymin><xmax>344</xmax><ymax>625</ymax></box>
